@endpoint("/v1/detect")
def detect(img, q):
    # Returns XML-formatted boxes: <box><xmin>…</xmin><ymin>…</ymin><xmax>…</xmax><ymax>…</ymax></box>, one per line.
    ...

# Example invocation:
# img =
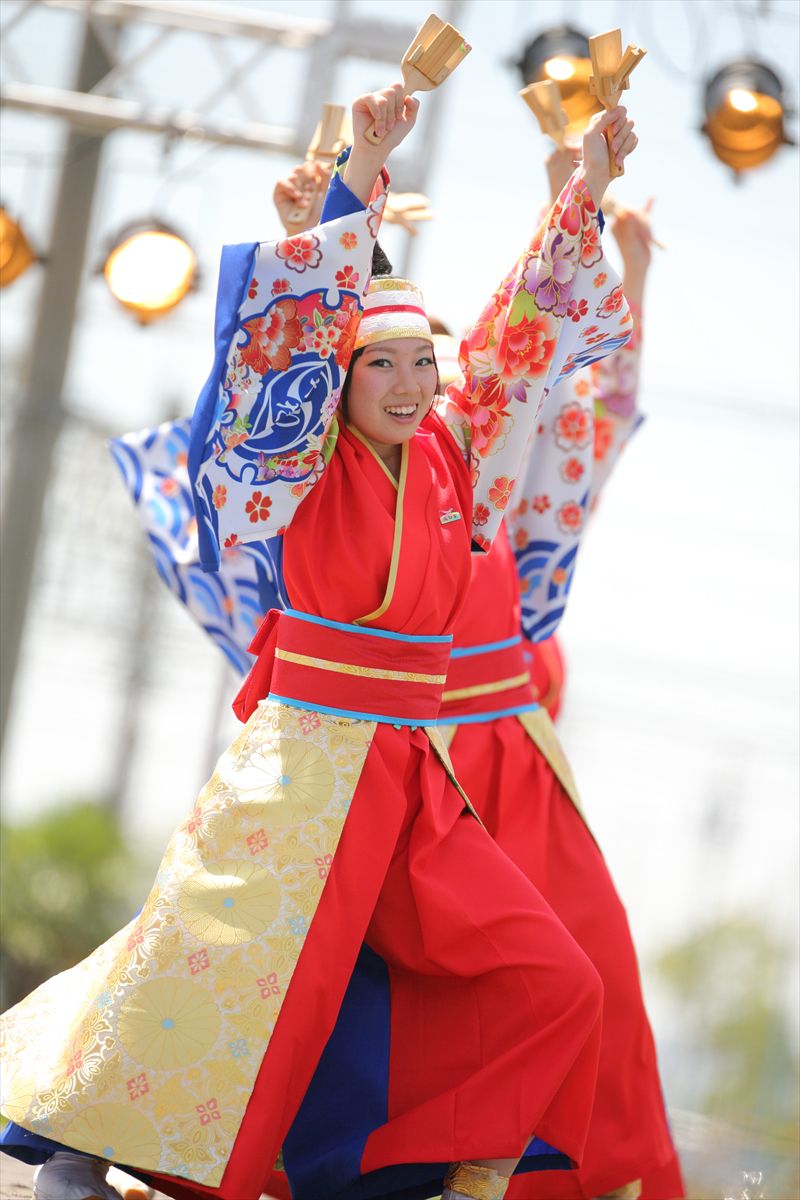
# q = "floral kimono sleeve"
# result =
<box><xmin>111</xmin><ymin>418</ymin><xmax>283</xmax><ymax>675</ymax></box>
<box><xmin>438</xmin><ymin>169</ymin><xmax>633</xmax><ymax>549</ymax></box>
<box><xmin>189</xmin><ymin>159</ymin><xmax>387</xmax><ymax>570</ymax></box>
<box><xmin>507</xmin><ymin>308</ymin><xmax>643</xmax><ymax>642</ymax></box>
<box><xmin>589</xmin><ymin>304</ymin><xmax>644</xmax><ymax>503</ymax></box>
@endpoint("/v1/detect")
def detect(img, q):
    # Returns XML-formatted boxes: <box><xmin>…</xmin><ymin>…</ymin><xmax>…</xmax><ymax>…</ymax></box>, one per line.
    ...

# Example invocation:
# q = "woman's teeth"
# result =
<box><xmin>385</xmin><ymin>405</ymin><xmax>417</xmax><ymax>416</ymax></box>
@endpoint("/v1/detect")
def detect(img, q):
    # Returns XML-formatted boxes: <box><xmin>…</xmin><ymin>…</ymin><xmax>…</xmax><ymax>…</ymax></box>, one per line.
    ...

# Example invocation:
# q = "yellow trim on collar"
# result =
<box><xmin>355</xmin><ymin>439</ymin><xmax>408</xmax><ymax>626</ymax></box>
<box><xmin>347</xmin><ymin>424</ymin><xmax>399</xmax><ymax>490</ymax></box>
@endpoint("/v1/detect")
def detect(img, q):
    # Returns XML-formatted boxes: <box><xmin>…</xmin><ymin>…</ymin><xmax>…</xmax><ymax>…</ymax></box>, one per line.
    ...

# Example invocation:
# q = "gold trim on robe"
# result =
<box><xmin>274</xmin><ymin>648</ymin><xmax>447</xmax><ymax>686</ymax></box>
<box><xmin>438</xmin><ymin>709</ymin><xmax>588</xmax><ymax>829</ymax></box>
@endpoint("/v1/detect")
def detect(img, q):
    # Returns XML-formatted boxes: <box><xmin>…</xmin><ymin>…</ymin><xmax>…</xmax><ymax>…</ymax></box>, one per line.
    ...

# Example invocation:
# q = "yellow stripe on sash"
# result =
<box><xmin>274</xmin><ymin>648</ymin><xmax>447</xmax><ymax>686</ymax></box>
<box><xmin>441</xmin><ymin>672</ymin><xmax>531</xmax><ymax>703</ymax></box>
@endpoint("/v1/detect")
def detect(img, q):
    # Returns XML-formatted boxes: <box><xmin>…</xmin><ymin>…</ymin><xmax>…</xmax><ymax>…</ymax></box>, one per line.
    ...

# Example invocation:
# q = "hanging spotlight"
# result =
<box><xmin>702</xmin><ymin>59</ymin><xmax>793</xmax><ymax>175</ymax></box>
<box><xmin>0</xmin><ymin>206</ymin><xmax>37</xmax><ymax>288</ymax></box>
<box><xmin>102</xmin><ymin>220</ymin><xmax>198</xmax><ymax>324</ymax></box>
<box><xmin>515</xmin><ymin>26</ymin><xmax>603</xmax><ymax>136</ymax></box>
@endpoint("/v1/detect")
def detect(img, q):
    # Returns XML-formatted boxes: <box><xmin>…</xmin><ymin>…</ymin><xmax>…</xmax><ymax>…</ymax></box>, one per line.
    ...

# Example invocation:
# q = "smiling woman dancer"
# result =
<box><xmin>1</xmin><ymin>83</ymin><xmax>636</xmax><ymax>1200</ymax></box>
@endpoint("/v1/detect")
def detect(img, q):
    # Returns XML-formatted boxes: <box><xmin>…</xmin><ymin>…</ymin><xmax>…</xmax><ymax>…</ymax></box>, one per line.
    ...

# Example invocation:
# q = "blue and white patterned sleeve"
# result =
<box><xmin>189</xmin><ymin>151</ymin><xmax>388</xmax><ymax>570</ymax></box>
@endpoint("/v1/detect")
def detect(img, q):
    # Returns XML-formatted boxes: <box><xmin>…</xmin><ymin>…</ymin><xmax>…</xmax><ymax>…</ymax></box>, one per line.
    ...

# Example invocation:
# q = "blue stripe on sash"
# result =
<box><xmin>449</xmin><ymin>635</ymin><xmax>522</xmax><ymax>658</ymax></box>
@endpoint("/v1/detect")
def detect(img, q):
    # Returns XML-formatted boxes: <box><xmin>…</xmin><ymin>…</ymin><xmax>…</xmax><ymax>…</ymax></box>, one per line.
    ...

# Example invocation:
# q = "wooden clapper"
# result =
<box><xmin>364</xmin><ymin>13</ymin><xmax>471</xmax><ymax>144</ymax></box>
<box><xmin>383</xmin><ymin>193</ymin><xmax>434</xmax><ymax>237</ymax></box>
<box><xmin>287</xmin><ymin>103</ymin><xmax>351</xmax><ymax>226</ymax></box>
<box><xmin>587</xmin><ymin>29</ymin><xmax>646</xmax><ymax>178</ymax></box>
<box><xmin>519</xmin><ymin>79</ymin><xmax>569</xmax><ymax>147</ymax></box>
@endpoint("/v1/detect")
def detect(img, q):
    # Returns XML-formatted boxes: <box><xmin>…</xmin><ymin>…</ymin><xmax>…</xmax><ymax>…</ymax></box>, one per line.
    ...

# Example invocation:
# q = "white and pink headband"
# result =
<box><xmin>355</xmin><ymin>277</ymin><xmax>433</xmax><ymax>350</ymax></box>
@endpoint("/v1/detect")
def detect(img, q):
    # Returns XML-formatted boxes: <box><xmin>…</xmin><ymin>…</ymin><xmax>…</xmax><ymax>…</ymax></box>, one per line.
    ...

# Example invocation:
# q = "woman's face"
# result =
<box><xmin>346</xmin><ymin>337</ymin><xmax>437</xmax><ymax>453</ymax></box>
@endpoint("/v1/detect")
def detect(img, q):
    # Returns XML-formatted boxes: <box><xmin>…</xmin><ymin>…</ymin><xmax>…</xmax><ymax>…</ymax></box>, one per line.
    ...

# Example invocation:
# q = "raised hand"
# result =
<box><xmin>580</xmin><ymin>106</ymin><xmax>637</xmax><ymax>205</ymax></box>
<box><xmin>273</xmin><ymin>160</ymin><xmax>330</xmax><ymax>234</ymax></box>
<box><xmin>343</xmin><ymin>84</ymin><xmax>421</xmax><ymax>205</ymax></box>
<box><xmin>545</xmin><ymin>142</ymin><xmax>582</xmax><ymax>206</ymax></box>
<box><xmin>611</xmin><ymin>197</ymin><xmax>655</xmax><ymax>274</ymax></box>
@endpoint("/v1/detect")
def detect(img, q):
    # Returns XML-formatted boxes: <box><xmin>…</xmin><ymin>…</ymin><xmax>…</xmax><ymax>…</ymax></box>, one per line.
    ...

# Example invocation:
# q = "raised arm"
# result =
<box><xmin>590</xmin><ymin>202</ymin><xmax>653</xmax><ymax>501</ymax></box>
<box><xmin>189</xmin><ymin>86</ymin><xmax>418</xmax><ymax>571</ymax></box>
<box><xmin>508</xmin><ymin>203</ymin><xmax>653</xmax><ymax>642</ymax></box>
<box><xmin>439</xmin><ymin>107</ymin><xmax>638</xmax><ymax>550</ymax></box>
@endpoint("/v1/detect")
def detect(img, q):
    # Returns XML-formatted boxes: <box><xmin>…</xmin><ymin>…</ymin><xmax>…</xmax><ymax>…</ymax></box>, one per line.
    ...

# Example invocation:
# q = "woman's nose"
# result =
<box><xmin>393</xmin><ymin>365</ymin><xmax>419</xmax><ymax>393</ymax></box>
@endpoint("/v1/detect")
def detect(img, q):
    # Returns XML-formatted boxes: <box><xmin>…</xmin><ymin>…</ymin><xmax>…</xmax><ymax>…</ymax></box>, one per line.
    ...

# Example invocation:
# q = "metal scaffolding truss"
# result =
<box><xmin>0</xmin><ymin>0</ymin><xmax>422</xmax><ymax>155</ymax></box>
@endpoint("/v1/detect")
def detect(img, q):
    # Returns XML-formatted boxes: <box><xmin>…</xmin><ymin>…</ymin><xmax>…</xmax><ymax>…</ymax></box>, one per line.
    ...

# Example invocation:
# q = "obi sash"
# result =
<box><xmin>234</xmin><ymin>608</ymin><xmax>452</xmax><ymax>727</ymax></box>
<box><xmin>438</xmin><ymin>634</ymin><xmax>538</xmax><ymax>724</ymax></box>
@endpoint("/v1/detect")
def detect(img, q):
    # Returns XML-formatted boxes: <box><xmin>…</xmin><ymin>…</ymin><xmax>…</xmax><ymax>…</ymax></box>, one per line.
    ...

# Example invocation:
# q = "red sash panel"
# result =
<box><xmin>439</xmin><ymin>634</ymin><xmax>538</xmax><ymax>721</ymax></box>
<box><xmin>234</xmin><ymin>608</ymin><xmax>452</xmax><ymax>726</ymax></box>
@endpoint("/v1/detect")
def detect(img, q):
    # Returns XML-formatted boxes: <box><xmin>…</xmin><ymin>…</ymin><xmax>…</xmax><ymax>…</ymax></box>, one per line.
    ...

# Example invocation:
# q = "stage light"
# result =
<box><xmin>515</xmin><ymin>26</ymin><xmax>603</xmax><ymax>135</ymax></box>
<box><xmin>102</xmin><ymin>222</ymin><xmax>197</xmax><ymax>323</ymax></box>
<box><xmin>703</xmin><ymin>60</ymin><xmax>793</xmax><ymax>175</ymax></box>
<box><xmin>0</xmin><ymin>207</ymin><xmax>37</xmax><ymax>288</ymax></box>
<box><xmin>544</xmin><ymin>57</ymin><xmax>575</xmax><ymax>83</ymax></box>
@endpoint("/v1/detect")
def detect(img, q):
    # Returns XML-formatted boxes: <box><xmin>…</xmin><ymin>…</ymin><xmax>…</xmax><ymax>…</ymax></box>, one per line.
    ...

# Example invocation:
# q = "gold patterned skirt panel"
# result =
<box><xmin>0</xmin><ymin>702</ymin><xmax>375</xmax><ymax>1186</ymax></box>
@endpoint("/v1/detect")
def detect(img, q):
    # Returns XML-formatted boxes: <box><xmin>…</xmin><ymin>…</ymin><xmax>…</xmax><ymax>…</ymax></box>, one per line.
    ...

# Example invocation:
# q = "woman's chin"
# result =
<box><xmin>360</xmin><ymin>415</ymin><xmax>424</xmax><ymax>446</ymax></box>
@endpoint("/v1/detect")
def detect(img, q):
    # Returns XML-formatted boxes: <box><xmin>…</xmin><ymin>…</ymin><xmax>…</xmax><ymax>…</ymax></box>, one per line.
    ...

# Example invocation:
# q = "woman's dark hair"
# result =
<box><xmin>371</xmin><ymin>240</ymin><xmax>393</xmax><ymax>278</ymax></box>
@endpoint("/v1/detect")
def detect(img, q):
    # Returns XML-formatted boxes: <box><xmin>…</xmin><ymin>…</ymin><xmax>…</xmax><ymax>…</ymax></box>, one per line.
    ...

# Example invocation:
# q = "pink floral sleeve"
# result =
<box><xmin>438</xmin><ymin>169</ymin><xmax>633</xmax><ymax>550</ymax></box>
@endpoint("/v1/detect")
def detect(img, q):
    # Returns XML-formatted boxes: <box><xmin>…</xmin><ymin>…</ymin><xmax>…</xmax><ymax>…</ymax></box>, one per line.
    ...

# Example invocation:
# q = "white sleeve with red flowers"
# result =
<box><xmin>589</xmin><ymin>302</ymin><xmax>644</xmax><ymax>505</ymax></box>
<box><xmin>189</xmin><ymin>179</ymin><xmax>387</xmax><ymax>570</ymax></box>
<box><xmin>437</xmin><ymin>169</ymin><xmax>633</xmax><ymax>551</ymax></box>
<box><xmin>506</xmin><ymin>304</ymin><xmax>643</xmax><ymax>642</ymax></box>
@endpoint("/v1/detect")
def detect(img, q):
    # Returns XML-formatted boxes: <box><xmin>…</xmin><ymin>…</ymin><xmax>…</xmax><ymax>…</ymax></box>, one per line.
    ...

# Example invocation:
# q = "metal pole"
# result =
<box><xmin>0</xmin><ymin>14</ymin><xmax>114</xmax><ymax>751</ymax></box>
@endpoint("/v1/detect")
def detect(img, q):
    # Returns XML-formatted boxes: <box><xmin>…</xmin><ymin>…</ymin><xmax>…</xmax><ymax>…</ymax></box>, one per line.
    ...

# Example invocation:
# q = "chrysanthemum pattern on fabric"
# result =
<box><xmin>0</xmin><ymin>705</ymin><xmax>376</xmax><ymax>1184</ymax></box>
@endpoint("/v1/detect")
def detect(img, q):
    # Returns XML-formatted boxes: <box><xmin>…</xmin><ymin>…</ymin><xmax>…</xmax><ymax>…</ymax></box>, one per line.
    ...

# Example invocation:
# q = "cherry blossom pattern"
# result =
<box><xmin>560</xmin><ymin>456</ymin><xmax>585</xmax><ymax>483</ymax></box>
<box><xmin>276</xmin><ymin>233</ymin><xmax>322</xmax><ymax>274</ymax></box>
<box><xmin>212</xmin><ymin>485</ymin><xmax>227</xmax><ymax>510</ymax></box>
<box><xmin>473</xmin><ymin>503</ymin><xmax>490</xmax><ymax>527</ymax></box>
<box><xmin>596</xmin><ymin>284</ymin><xmax>626</xmax><ymax>319</ymax></box>
<box><xmin>271</xmin><ymin>279</ymin><xmax>290</xmax><ymax>295</ymax></box>
<box><xmin>556</xmin><ymin>500</ymin><xmax>584</xmax><ymax>535</ymax></box>
<box><xmin>594</xmin><ymin>416</ymin><xmax>615</xmax><ymax>461</ymax></box>
<box><xmin>335</xmin><ymin>265</ymin><xmax>359</xmax><ymax>289</ymax></box>
<box><xmin>488</xmin><ymin>476</ymin><xmax>514</xmax><ymax>511</ymax></box>
<box><xmin>554</xmin><ymin>400</ymin><xmax>593</xmax><ymax>451</ymax></box>
<box><xmin>245</xmin><ymin>491</ymin><xmax>272</xmax><ymax>524</ymax></box>
<box><xmin>567</xmin><ymin>298</ymin><xmax>589</xmax><ymax>323</ymax></box>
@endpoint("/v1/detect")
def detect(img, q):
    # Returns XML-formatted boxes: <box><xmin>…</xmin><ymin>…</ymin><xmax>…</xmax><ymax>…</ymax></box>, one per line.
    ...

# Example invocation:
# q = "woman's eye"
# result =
<box><xmin>368</xmin><ymin>358</ymin><xmax>392</xmax><ymax>368</ymax></box>
<box><xmin>416</xmin><ymin>357</ymin><xmax>434</xmax><ymax>367</ymax></box>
